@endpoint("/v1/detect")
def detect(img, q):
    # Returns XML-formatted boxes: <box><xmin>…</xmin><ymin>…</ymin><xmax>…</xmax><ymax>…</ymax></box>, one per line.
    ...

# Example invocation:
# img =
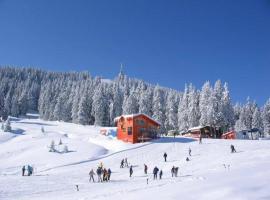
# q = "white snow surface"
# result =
<box><xmin>1</xmin><ymin>118</ymin><xmax>270</xmax><ymax>200</ymax></box>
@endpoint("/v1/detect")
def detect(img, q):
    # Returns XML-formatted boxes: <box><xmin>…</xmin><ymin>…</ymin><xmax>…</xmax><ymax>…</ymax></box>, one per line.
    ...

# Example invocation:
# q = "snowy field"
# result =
<box><xmin>1</xmin><ymin>118</ymin><xmax>270</xmax><ymax>200</ymax></box>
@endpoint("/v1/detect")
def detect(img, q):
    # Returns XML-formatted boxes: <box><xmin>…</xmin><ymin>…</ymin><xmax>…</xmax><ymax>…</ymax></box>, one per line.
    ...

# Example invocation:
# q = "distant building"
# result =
<box><xmin>183</xmin><ymin>126</ymin><xmax>223</xmax><ymax>139</ymax></box>
<box><xmin>114</xmin><ymin>114</ymin><xmax>160</xmax><ymax>143</ymax></box>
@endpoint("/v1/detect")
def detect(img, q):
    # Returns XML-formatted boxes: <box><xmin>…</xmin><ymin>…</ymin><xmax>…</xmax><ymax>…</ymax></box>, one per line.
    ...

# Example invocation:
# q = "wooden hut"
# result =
<box><xmin>114</xmin><ymin>114</ymin><xmax>160</xmax><ymax>143</ymax></box>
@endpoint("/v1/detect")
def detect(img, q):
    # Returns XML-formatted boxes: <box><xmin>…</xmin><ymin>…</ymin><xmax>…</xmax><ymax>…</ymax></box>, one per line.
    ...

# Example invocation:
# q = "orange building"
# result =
<box><xmin>114</xmin><ymin>114</ymin><xmax>160</xmax><ymax>143</ymax></box>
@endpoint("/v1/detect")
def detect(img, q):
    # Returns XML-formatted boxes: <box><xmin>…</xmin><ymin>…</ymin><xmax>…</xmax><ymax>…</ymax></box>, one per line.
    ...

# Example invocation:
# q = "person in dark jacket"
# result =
<box><xmin>107</xmin><ymin>168</ymin><xmax>112</xmax><ymax>181</ymax></box>
<box><xmin>120</xmin><ymin>159</ymin><xmax>124</xmax><ymax>168</ymax></box>
<box><xmin>144</xmin><ymin>164</ymin><xmax>148</xmax><ymax>174</ymax></box>
<box><xmin>231</xmin><ymin>145</ymin><xmax>236</xmax><ymax>153</ymax></box>
<box><xmin>174</xmin><ymin>167</ymin><xmax>179</xmax><ymax>177</ymax></box>
<box><xmin>129</xmin><ymin>166</ymin><xmax>133</xmax><ymax>177</ymax></box>
<box><xmin>188</xmin><ymin>148</ymin><xmax>192</xmax><ymax>156</ymax></box>
<box><xmin>153</xmin><ymin>166</ymin><xmax>159</xmax><ymax>180</ymax></box>
<box><xmin>159</xmin><ymin>170</ymin><xmax>163</xmax><ymax>179</ymax></box>
<box><xmin>163</xmin><ymin>152</ymin><xmax>167</xmax><ymax>162</ymax></box>
<box><xmin>22</xmin><ymin>166</ymin><xmax>25</xmax><ymax>176</ymax></box>
<box><xmin>96</xmin><ymin>167</ymin><xmax>103</xmax><ymax>182</ymax></box>
<box><xmin>171</xmin><ymin>166</ymin><xmax>175</xmax><ymax>177</ymax></box>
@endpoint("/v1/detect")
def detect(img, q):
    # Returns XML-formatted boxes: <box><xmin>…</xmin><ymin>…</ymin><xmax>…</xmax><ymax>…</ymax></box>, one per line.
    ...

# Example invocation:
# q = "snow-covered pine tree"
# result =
<box><xmin>152</xmin><ymin>85</ymin><xmax>166</xmax><ymax>133</ymax></box>
<box><xmin>4</xmin><ymin>118</ymin><xmax>11</xmax><ymax>132</ymax></box>
<box><xmin>122</xmin><ymin>91</ymin><xmax>139</xmax><ymax>115</ymax></box>
<box><xmin>199</xmin><ymin>81</ymin><xmax>212</xmax><ymax>126</ymax></box>
<box><xmin>187</xmin><ymin>84</ymin><xmax>200</xmax><ymax>128</ymax></box>
<box><xmin>164</xmin><ymin>90</ymin><xmax>178</xmax><ymax>131</ymax></box>
<box><xmin>92</xmin><ymin>84</ymin><xmax>110</xmax><ymax>126</ymax></box>
<box><xmin>178</xmin><ymin>85</ymin><xmax>189</xmax><ymax>133</ymax></box>
<box><xmin>221</xmin><ymin>82</ymin><xmax>234</xmax><ymax>131</ymax></box>
<box><xmin>139</xmin><ymin>86</ymin><xmax>153</xmax><ymax>117</ymax></box>
<box><xmin>262</xmin><ymin>99</ymin><xmax>270</xmax><ymax>137</ymax></box>
<box><xmin>49</xmin><ymin>140</ymin><xmax>56</xmax><ymax>152</ymax></box>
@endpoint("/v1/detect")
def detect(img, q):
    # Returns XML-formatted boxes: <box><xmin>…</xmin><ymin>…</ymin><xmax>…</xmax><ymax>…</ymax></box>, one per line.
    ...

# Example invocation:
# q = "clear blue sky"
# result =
<box><xmin>0</xmin><ymin>0</ymin><xmax>269</xmax><ymax>105</ymax></box>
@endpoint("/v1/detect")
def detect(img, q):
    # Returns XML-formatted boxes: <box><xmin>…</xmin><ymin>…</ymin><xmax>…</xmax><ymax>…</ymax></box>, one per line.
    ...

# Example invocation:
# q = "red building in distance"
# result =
<box><xmin>114</xmin><ymin>114</ymin><xmax>160</xmax><ymax>143</ymax></box>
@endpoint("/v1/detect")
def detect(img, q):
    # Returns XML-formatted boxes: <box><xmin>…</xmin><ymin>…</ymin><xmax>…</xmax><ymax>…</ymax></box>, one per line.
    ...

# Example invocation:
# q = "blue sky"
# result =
<box><xmin>0</xmin><ymin>0</ymin><xmax>269</xmax><ymax>105</ymax></box>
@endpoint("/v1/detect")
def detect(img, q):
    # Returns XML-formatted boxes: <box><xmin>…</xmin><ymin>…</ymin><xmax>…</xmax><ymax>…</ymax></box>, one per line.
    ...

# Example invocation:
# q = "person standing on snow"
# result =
<box><xmin>174</xmin><ymin>167</ymin><xmax>179</xmax><ymax>177</ymax></box>
<box><xmin>107</xmin><ymin>168</ymin><xmax>112</xmax><ymax>181</ymax></box>
<box><xmin>231</xmin><ymin>145</ymin><xmax>236</xmax><ymax>153</ymax></box>
<box><xmin>124</xmin><ymin>158</ymin><xmax>129</xmax><ymax>167</ymax></box>
<box><xmin>159</xmin><ymin>170</ymin><xmax>163</xmax><ymax>179</ymax></box>
<box><xmin>144</xmin><ymin>164</ymin><xmax>148</xmax><ymax>174</ymax></box>
<box><xmin>96</xmin><ymin>167</ymin><xmax>103</xmax><ymax>182</ymax></box>
<box><xmin>199</xmin><ymin>135</ymin><xmax>202</xmax><ymax>144</ymax></box>
<box><xmin>188</xmin><ymin>147</ymin><xmax>192</xmax><ymax>156</ymax></box>
<box><xmin>120</xmin><ymin>159</ymin><xmax>124</xmax><ymax>168</ymax></box>
<box><xmin>89</xmin><ymin>169</ymin><xmax>95</xmax><ymax>182</ymax></box>
<box><xmin>163</xmin><ymin>152</ymin><xmax>168</xmax><ymax>162</ymax></box>
<box><xmin>153</xmin><ymin>166</ymin><xmax>159</xmax><ymax>180</ymax></box>
<box><xmin>171</xmin><ymin>166</ymin><xmax>175</xmax><ymax>177</ymax></box>
<box><xmin>129</xmin><ymin>165</ymin><xmax>133</xmax><ymax>177</ymax></box>
<box><xmin>22</xmin><ymin>166</ymin><xmax>25</xmax><ymax>176</ymax></box>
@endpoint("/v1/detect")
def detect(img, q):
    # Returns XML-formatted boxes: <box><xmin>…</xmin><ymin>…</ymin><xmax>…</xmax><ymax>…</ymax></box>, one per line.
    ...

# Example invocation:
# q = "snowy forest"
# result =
<box><xmin>0</xmin><ymin>67</ymin><xmax>269</xmax><ymax>136</ymax></box>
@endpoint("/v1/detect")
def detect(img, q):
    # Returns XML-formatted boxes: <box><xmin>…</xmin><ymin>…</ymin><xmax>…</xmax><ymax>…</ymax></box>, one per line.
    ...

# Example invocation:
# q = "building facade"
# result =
<box><xmin>114</xmin><ymin>114</ymin><xmax>160</xmax><ymax>143</ymax></box>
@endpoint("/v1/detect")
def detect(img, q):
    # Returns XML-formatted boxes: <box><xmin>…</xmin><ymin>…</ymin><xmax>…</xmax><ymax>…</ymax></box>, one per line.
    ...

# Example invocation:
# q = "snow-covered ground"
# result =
<box><xmin>1</xmin><ymin>118</ymin><xmax>270</xmax><ymax>200</ymax></box>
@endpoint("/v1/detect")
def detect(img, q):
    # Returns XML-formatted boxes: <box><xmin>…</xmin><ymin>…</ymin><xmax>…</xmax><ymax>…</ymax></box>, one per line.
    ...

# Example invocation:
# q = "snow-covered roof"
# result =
<box><xmin>114</xmin><ymin>113</ymin><xmax>161</xmax><ymax>125</ymax></box>
<box><xmin>188</xmin><ymin>126</ymin><xmax>205</xmax><ymax>131</ymax></box>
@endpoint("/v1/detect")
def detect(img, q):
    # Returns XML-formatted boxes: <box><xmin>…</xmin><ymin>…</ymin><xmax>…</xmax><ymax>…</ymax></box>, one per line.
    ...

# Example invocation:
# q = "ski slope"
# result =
<box><xmin>1</xmin><ymin>118</ymin><xmax>270</xmax><ymax>200</ymax></box>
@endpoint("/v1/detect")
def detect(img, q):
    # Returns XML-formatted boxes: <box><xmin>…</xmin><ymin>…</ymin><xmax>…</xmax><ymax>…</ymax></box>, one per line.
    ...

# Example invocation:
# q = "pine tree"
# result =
<box><xmin>4</xmin><ymin>118</ymin><xmax>11</xmax><ymax>132</ymax></box>
<box><xmin>199</xmin><ymin>81</ymin><xmax>212</xmax><ymax>126</ymax></box>
<box><xmin>152</xmin><ymin>85</ymin><xmax>166</xmax><ymax>133</ymax></box>
<box><xmin>178</xmin><ymin>85</ymin><xmax>189</xmax><ymax>132</ymax></box>
<box><xmin>49</xmin><ymin>140</ymin><xmax>56</xmax><ymax>152</ymax></box>
<box><xmin>262</xmin><ymin>99</ymin><xmax>270</xmax><ymax>137</ymax></box>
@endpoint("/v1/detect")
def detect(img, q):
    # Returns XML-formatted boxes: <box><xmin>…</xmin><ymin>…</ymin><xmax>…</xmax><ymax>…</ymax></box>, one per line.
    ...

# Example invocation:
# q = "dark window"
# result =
<box><xmin>137</xmin><ymin>119</ymin><xmax>145</xmax><ymax>126</ymax></box>
<box><xmin>128</xmin><ymin>127</ymin><xmax>132</xmax><ymax>135</ymax></box>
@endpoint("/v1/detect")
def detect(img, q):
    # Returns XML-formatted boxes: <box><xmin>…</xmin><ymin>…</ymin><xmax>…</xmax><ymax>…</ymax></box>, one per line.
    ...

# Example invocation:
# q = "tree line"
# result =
<box><xmin>0</xmin><ymin>66</ymin><xmax>269</xmax><ymax>136</ymax></box>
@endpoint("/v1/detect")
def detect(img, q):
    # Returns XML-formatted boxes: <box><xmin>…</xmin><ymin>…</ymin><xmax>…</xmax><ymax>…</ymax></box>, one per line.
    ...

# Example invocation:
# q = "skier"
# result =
<box><xmin>174</xmin><ymin>167</ymin><xmax>179</xmax><ymax>177</ymax></box>
<box><xmin>22</xmin><ymin>165</ymin><xmax>25</xmax><ymax>176</ymax></box>
<box><xmin>27</xmin><ymin>165</ymin><xmax>33</xmax><ymax>176</ymax></box>
<box><xmin>159</xmin><ymin>170</ymin><xmax>163</xmax><ymax>179</ymax></box>
<box><xmin>96</xmin><ymin>167</ymin><xmax>103</xmax><ymax>182</ymax></box>
<box><xmin>129</xmin><ymin>165</ymin><xmax>133</xmax><ymax>177</ymax></box>
<box><xmin>144</xmin><ymin>164</ymin><xmax>148</xmax><ymax>174</ymax></box>
<box><xmin>107</xmin><ymin>168</ymin><xmax>112</xmax><ymax>181</ymax></box>
<box><xmin>89</xmin><ymin>169</ymin><xmax>95</xmax><ymax>182</ymax></box>
<box><xmin>124</xmin><ymin>158</ymin><xmax>128</xmax><ymax>167</ymax></box>
<box><xmin>163</xmin><ymin>152</ymin><xmax>167</xmax><ymax>162</ymax></box>
<box><xmin>199</xmin><ymin>135</ymin><xmax>202</xmax><ymax>144</ymax></box>
<box><xmin>171</xmin><ymin>166</ymin><xmax>175</xmax><ymax>177</ymax></box>
<box><xmin>120</xmin><ymin>159</ymin><xmax>124</xmax><ymax>168</ymax></box>
<box><xmin>153</xmin><ymin>166</ymin><xmax>159</xmax><ymax>180</ymax></box>
<box><xmin>186</xmin><ymin>157</ymin><xmax>190</xmax><ymax>162</ymax></box>
<box><xmin>231</xmin><ymin>145</ymin><xmax>236</xmax><ymax>153</ymax></box>
<box><xmin>188</xmin><ymin>147</ymin><xmax>192</xmax><ymax>156</ymax></box>
<box><xmin>103</xmin><ymin>168</ymin><xmax>108</xmax><ymax>182</ymax></box>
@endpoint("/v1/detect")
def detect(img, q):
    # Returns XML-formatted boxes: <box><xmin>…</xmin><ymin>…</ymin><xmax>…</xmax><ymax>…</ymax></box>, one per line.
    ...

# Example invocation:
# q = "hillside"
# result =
<box><xmin>1</xmin><ymin>117</ymin><xmax>270</xmax><ymax>200</ymax></box>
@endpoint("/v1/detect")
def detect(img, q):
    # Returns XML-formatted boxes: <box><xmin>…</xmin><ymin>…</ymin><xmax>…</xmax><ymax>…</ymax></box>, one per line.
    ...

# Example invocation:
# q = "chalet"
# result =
<box><xmin>114</xmin><ymin>114</ymin><xmax>160</xmax><ymax>143</ymax></box>
<box><xmin>183</xmin><ymin>126</ymin><xmax>223</xmax><ymax>138</ymax></box>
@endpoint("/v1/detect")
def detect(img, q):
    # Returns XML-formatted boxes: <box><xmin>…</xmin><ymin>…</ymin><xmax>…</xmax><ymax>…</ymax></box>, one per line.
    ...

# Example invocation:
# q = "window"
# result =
<box><xmin>128</xmin><ymin>127</ymin><xmax>132</xmax><ymax>135</ymax></box>
<box><xmin>136</xmin><ymin>119</ymin><xmax>145</xmax><ymax>126</ymax></box>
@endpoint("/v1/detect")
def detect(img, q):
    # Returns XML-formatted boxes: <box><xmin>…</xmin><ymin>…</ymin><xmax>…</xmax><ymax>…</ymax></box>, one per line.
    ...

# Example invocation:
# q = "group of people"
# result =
<box><xmin>153</xmin><ymin>166</ymin><xmax>163</xmax><ymax>180</ymax></box>
<box><xmin>171</xmin><ymin>166</ymin><xmax>179</xmax><ymax>177</ymax></box>
<box><xmin>89</xmin><ymin>163</ymin><xmax>112</xmax><ymax>183</ymax></box>
<box><xmin>22</xmin><ymin>165</ymin><xmax>33</xmax><ymax>176</ymax></box>
<box><xmin>120</xmin><ymin>158</ymin><xmax>129</xmax><ymax>168</ymax></box>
